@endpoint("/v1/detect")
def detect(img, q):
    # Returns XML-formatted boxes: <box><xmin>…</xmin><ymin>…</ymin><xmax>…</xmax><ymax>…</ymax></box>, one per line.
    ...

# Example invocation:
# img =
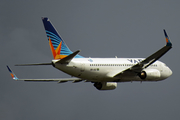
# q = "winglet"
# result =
<box><xmin>7</xmin><ymin>66</ymin><xmax>18</xmax><ymax>80</ymax></box>
<box><xmin>164</xmin><ymin>29</ymin><xmax>172</xmax><ymax>47</ymax></box>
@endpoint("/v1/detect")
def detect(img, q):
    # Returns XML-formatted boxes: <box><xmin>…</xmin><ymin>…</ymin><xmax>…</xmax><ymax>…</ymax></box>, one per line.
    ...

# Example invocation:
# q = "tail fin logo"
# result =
<box><xmin>49</xmin><ymin>37</ymin><xmax>67</xmax><ymax>59</ymax></box>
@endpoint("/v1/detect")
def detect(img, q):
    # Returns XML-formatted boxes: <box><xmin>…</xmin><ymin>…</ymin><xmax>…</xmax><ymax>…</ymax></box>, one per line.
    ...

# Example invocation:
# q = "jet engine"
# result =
<box><xmin>94</xmin><ymin>82</ymin><xmax>117</xmax><ymax>90</ymax></box>
<box><xmin>139</xmin><ymin>69</ymin><xmax>161</xmax><ymax>80</ymax></box>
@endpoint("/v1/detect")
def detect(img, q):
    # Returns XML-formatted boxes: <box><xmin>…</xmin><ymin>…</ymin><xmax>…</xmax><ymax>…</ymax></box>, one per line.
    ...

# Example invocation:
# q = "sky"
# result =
<box><xmin>1</xmin><ymin>0</ymin><xmax>180</xmax><ymax>120</ymax></box>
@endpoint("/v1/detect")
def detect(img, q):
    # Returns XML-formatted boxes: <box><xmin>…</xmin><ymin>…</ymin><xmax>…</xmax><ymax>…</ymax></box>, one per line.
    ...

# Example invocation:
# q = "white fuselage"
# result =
<box><xmin>52</xmin><ymin>58</ymin><xmax>172</xmax><ymax>83</ymax></box>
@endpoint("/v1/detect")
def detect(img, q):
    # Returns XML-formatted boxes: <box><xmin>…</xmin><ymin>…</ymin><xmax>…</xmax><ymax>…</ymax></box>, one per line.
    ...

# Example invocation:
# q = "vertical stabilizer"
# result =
<box><xmin>42</xmin><ymin>17</ymin><xmax>83</xmax><ymax>59</ymax></box>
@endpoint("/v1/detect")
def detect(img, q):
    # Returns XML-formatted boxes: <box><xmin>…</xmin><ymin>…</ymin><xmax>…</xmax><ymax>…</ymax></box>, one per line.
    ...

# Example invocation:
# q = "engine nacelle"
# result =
<box><xmin>94</xmin><ymin>82</ymin><xmax>117</xmax><ymax>90</ymax></box>
<box><xmin>139</xmin><ymin>69</ymin><xmax>161</xmax><ymax>80</ymax></box>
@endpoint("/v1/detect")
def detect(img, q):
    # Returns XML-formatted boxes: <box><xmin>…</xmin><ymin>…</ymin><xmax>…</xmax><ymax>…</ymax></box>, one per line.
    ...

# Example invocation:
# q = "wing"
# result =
<box><xmin>7</xmin><ymin>66</ymin><xmax>83</xmax><ymax>83</ymax></box>
<box><xmin>114</xmin><ymin>29</ymin><xmax>172</xmax><ymax>77</ymax></box>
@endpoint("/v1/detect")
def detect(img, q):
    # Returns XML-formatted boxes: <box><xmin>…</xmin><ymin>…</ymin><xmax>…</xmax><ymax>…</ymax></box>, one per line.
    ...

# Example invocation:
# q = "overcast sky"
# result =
<box><xmin>1</xmin><ymin>0</ymin><xmax>180</xmax><ymax>120</ymax></box>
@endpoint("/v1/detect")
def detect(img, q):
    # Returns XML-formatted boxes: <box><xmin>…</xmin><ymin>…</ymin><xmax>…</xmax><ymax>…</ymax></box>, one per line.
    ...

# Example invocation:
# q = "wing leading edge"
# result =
<box><xmin>114</xmin><ymin>29</ymin><xmax>172</xmax><ymax>77</ymax></box>
<box><xmin>7</xmin><ymin>66</ymin><xmax>83</xmax><ymax>83</ymax></box>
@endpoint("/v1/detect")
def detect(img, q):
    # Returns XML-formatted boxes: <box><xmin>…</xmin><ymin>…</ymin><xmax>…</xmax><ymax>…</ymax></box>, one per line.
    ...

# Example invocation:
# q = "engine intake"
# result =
<box><xmin>139</xmin><ymin>69</ymin><xmax>161</xmax><ymax>80</ymax></box>
<box><xmin>94</xmin><ymin>82</ymin><xmax>117</xmax><ymax>90</ymax></box>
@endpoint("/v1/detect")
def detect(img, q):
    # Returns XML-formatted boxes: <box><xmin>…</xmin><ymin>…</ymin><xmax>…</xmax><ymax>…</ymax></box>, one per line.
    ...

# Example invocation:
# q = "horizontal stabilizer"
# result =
<box><xmin>15</xmin><ymin>63</ymin><xmax>52</xmax><ymax>66</ymax></box>
<box><xmin>56</xmin><ymin>50</ymin><xmax>80</xmax><ymax>64</ymax></box>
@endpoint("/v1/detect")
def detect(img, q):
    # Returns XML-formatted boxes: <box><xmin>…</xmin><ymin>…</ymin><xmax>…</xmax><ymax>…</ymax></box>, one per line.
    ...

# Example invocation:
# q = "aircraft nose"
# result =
<box><xmin>165</xmin><ymin>67</ymin><xmax>173</xmax><ymax>78</ymax></box>
<box><xmin>168</xmin><ymin>68</ymin><xmax>173</xmax><ymax>77</ymax></box>
<box><xmin>161</xmin><ymin>66</ymin><xmax>172</xmax><ymax>79</ymax></box>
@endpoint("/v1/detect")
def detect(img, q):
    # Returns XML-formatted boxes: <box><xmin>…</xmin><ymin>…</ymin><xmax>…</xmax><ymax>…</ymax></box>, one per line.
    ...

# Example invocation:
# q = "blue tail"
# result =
<box><xmin>42</xmin><ymin>17</ymin><xmax>83</xmax><ymax>59</ymax></box>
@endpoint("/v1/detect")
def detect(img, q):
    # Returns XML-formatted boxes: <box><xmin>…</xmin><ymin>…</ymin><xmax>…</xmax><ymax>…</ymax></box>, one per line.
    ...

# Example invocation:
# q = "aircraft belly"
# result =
<box><xmin>54</xmin><ymin>63</ymin><xmax>104</xmax><ymax>81</ymax></box>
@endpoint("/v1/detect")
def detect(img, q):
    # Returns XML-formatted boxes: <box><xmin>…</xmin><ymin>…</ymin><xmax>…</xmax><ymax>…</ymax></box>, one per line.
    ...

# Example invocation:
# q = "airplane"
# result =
<box><xmin>7</xmin><ymin>17</ymin><xmax>172</xmax><ymax>90</ymax></box>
